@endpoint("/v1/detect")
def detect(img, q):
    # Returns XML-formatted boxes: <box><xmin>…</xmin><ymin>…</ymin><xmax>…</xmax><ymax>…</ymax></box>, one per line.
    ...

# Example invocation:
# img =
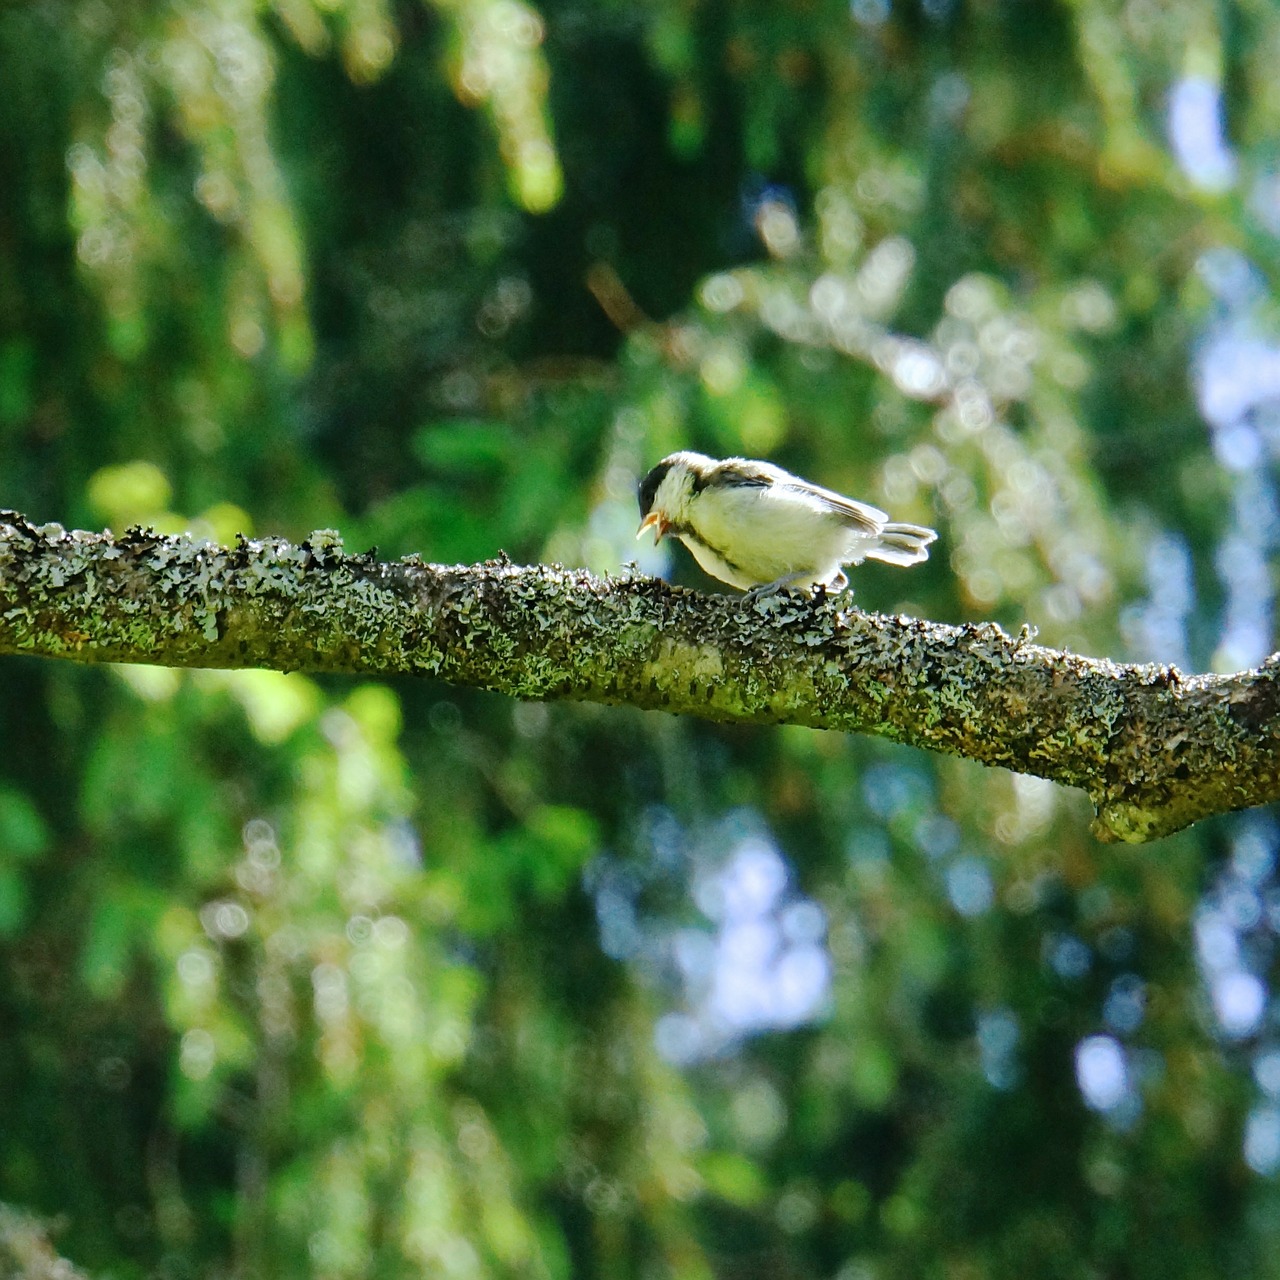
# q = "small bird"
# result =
<box><xmin>637</xmin><ymin>451</ymin><xmax>937</xmax><ymax>597</ymax></box>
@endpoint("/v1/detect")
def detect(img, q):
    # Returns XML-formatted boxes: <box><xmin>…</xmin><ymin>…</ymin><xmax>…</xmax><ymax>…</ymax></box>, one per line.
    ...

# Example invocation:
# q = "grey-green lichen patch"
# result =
<box><xmin>1093</xmin><ymin>801</ymin><xmax>1167</xmax><ymax>844</ymax></box>
<box><xmin>3</xmin><ymin>511</ymin><xmax>1280</xmax><ymax>843</ymax></box>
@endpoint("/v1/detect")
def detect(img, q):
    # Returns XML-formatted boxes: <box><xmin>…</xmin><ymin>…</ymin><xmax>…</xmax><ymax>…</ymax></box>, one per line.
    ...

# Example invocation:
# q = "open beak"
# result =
<box><xmin>636</xmin><ymin>511</ymin><xmax>668</xmax><ymax>544</ymax></box>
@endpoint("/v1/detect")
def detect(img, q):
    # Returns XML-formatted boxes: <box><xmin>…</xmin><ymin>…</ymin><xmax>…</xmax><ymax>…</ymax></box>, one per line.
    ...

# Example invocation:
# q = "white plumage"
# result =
<box><xmin>637</xmin><ymin>451</ymin><xmax>936</xmax><ymax>596</ymax></box>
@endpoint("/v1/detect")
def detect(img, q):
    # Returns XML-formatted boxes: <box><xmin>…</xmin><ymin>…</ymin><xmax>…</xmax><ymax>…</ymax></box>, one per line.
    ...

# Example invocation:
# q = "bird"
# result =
<box><xmin>636</xmin><ymin>451</ymin><xmax>937</xmax><ymax>598</ymax></box>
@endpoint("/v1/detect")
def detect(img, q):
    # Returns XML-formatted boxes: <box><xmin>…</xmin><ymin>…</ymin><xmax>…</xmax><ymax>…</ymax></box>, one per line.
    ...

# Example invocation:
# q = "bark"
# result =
<box><xmin>1</xmin><ymin>510</ymin><xmax>1276</xmax><ymax>844</ymax></box>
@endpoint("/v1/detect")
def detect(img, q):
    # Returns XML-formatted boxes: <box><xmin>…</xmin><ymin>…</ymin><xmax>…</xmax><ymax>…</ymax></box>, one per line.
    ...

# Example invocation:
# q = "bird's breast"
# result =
<box><xmin>687</xmin><ymin>486</ymin><xmax>848</xmax><ymax>584</ymax></box>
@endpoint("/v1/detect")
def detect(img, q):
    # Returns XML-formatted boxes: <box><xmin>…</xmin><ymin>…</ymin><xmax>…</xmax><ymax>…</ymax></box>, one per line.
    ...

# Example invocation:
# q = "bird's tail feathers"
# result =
<box><xmin>862</xmin><ymin>522</ymin><xmax>937</xmax><ymax>567</ymax></box>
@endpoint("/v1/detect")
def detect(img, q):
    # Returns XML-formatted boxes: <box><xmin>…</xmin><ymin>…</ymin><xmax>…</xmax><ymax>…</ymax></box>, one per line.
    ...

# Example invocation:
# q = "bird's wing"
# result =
<box><xmin>787</xmin><ymin>480</ymin><xmax>888</xmax><ymax>531</ymax></box>
<box><xmin>697</xmin><ymin>458</ymin><xmax>778</xmax><ymax>491</ymax></box>
<box><xmin>707</xmin><ymin>458</ymin><xmax>887</xmax><ymax>532</ymax></box>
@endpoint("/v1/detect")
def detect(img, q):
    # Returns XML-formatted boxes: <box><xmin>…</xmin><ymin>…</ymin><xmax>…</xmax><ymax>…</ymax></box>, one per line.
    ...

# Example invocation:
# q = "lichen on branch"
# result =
<box><xmin>2</xmin><ymin>510</ymin><xmax>1278</xmax><ymax>844</ymax></box>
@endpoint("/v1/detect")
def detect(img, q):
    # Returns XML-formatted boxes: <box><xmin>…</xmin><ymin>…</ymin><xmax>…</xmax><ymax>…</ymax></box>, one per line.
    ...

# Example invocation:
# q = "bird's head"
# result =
<box><xmin>636</xmin><ymin>452</ymin><xmax>709</xmax><ymax>543</ymax></box>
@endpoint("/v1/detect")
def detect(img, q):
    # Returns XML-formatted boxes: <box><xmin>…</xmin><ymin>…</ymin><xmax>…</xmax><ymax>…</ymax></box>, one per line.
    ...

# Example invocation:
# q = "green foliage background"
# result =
<box><xmin>3</xmin><ymin>0</ymin><xmax>1280</xmax><ymax>1276</ymax></box>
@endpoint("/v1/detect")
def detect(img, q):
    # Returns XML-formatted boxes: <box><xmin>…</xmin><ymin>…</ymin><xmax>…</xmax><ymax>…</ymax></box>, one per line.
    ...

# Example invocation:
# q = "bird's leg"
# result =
<box><xmin>743</xmin><ymin>570</ymin><xmax>854</xmax><ymax>606</ymax></box>
<box><xmin>810</xmin><ymin>573</ymin><xmax>853</xmax><ymax>606</ymax></box>
<box><xmin>741</xmin><ymin>572</ymin><xmax>819</xmax><ymax>603</ymax></box>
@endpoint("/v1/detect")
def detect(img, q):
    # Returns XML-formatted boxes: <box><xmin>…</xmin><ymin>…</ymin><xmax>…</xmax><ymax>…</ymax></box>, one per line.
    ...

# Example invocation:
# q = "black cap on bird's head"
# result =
<box><xmin>636</xmin><ymin>456</ymin><xmax>678</xmax><ymax>543</ymax></box>
<box><xmin>637</xmin><ymin>458</ymin><xmax>674</xmax><ymax>520</ymax></box>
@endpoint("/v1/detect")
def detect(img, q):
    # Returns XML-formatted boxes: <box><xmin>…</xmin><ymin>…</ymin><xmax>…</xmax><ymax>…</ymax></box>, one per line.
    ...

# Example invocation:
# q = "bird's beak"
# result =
<box><xmin>636</xmin><ymin>512</ymin><xmax>667</xmax><ymax>544</ymax></box>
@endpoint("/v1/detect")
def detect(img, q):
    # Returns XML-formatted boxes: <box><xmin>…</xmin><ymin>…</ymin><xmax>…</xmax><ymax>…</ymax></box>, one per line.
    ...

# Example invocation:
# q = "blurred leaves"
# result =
<box><xmin>4</xmin><ymin>0</ymin><xmax>1280</xmax><ymax>1277</ymax></box>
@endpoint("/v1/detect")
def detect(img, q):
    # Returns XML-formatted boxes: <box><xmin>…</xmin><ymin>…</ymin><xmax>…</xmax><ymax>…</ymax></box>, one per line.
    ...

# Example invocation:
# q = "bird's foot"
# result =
<box><xmin>742</xmin><ymin>573</ymin><xmax>850</xmax><ymax>606</ymax></box>
<box><xmin>741</xmin><ymin>573</ymin><xmax>808</xmax><ymax>604</ymax></box>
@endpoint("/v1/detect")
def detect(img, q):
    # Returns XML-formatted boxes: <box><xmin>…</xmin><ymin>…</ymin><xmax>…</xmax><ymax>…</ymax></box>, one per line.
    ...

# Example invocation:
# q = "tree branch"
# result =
<box><xmin>1</xmin><ymin>511</ymin><xmax>1276</xmax><ymax>843</ymax></box>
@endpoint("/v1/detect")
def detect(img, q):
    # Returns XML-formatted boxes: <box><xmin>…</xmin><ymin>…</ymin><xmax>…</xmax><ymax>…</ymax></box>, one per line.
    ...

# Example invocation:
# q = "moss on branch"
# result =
<box><xmin>2</xmin><ymin>510</ymin><xmax>1278</xmax><ymax>843</ymax></box>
